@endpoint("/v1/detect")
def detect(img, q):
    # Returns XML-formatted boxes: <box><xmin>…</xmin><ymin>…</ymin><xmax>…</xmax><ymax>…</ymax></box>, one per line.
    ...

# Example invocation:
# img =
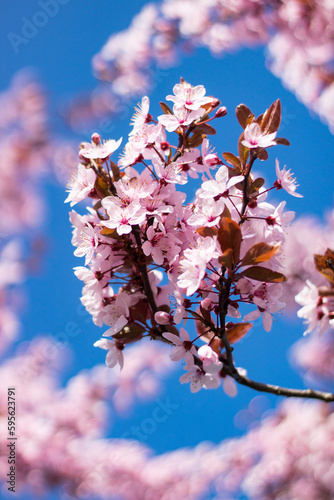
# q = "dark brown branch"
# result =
<box><xmin>132</xmin><ymin>225</ymin><xmax>158</xmax><ymax>315</ymax></box>
<box><xmin>240</xmin><ymin>151</ymin><xmax>257</xmax><ymax>221</ymax></box>
<box><xmin>131</xmin><ymin>225</ymin><xmax>171</xmax><ymax>341</ymax></box>
<box><xmin>218</xmin><ymin>274</ymin><xmax>236</xmax><ymax>372</ymax></box>
<box><xmin>230</xmin><ymin>371</ymin><xmax>334</xmax><ymax>402</ymax></box>
<box><xmin>215</xmin><ymin>171</ymin><xmax>334</xmax><ymax>403</ymax></box>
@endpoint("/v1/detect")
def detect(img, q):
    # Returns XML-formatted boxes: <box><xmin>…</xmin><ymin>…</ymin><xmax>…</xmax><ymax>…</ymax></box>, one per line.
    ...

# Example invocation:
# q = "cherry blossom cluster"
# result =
<box><xmin>295</xmin><ymin>253</ymin><xmax>334</xmax><ymax>337</ymax></box>
<box><xmin>281</xmin><ymin>210</ymin><xmax>334</xmax><ymax>384</ymax></box>
<box><xmin>281</xmin><ymin>212</ymin><xmax>334</xmax><ymax>337</ymax></box>
<box><xmin>280</xmin><ymin>212</ymin><xmax>334</xmax><ymax>309</ymax></box>
<box><xmin>66</xmin><ymin>80</ymin><xmax>313</xmax><ymax>396</ymax></box>
<box><xmin>68</xmin><ymin>0</ymin><xmax>334</xmax><ymax>133</ymax></box>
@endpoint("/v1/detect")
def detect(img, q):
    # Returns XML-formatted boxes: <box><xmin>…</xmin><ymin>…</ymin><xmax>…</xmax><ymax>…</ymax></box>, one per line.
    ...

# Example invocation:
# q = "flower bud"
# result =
<box><xmin>204</xmin><ymin>153</ymin><xmax>223</xmax><ymax>167</ymax></box>
<box><xmin>201</xmin><ymin>298</ymin><xmax>213</xmax><ymax>311</ymax></box>
<box><xmin>210</xmin><ymin>98</ymin><xmax>221</xmax><ymax>109</ymax></box>
<box><xmin>91</xmin><ymin>133</ymin><xmax>101</xmax><ymax>145</ymax></box>
<box><xmin>160</xmin><ymin>141</ymin><xmax>170</xmax><ymax>151</ymax></box>
<box><xmin>215</xmin><ymin>106</ymin><xmax>227</xmax><ymax>118</ymax></box>
<box><xmin>154</xmin><ymin>311</ymin><xmax>171</xmax><ymax>325</ymax></box>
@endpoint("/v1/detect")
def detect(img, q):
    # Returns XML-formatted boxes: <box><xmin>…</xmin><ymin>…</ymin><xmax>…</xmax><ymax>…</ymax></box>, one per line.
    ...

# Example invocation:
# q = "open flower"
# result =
<box><xmin>274</xmin><ymin>159</ymin><xmax>303</xmax><ymax>198</ymax></box>
<box><xmin>166</xmin><ymin>82</ymin><xmax>214</xmax><ymax>111</ymax></box>
<box><xmin>242</xmin><ymin>123</ymin><xmax>277</xmax><ymax>149</ymax></box>
<box><xmin>180</xmin><ymin>365</ymin><xmax>220</xmax><ymax>392</ymax></box>
<box><xmin>199</xmin><ymin>165</ymin><xmax>243</xmax><ymax>199</ymax></box>
<box><xmin>178</xmin><ymin>237</ymin><xmax>218</xmax><ymax>296</ymax></box>
<box><xmin>158</xmin><ymin>105</ymin><xmax>204</xmax><ymax>132</ymax></box>
<box><xmin>130</xmin><ymin>96</ymin><xmax>150</xmax><ymax>136</ymax></box>
<box><xmin>81</xmin><ymin>138</ymin><xmax>122</xmax><ymax>160</ymax></box>
<box><xmin>102</xmin><ymin>293</ymin><xmax>132</xmax><ymax>337</ymax></box>
<box><xmin>296</xmin><ymin>281</ymin><xmax>334</xmax><ymax>335</ymax></box>
<box><xmin>198</xmin><ymin>345</ymin><xmax>222</xmax><ymax>372</ymax></box>
<box><xmin>73</xmin><ymin>223</ymin><xmax>99</xmax><ymax>265</ymax></box>
<box><xmin>94</xmin><ymin>338</ymin><xmax>124</xmax><ymax>369</ymax></box>
<box><xmin>162</xmin><ymin>327</ymin><xmax>197</xmax><ymax>365</ymax></box>
<box><xmin>65</xmin><ymin>163</ymin><xmax>96</xmax><ymax>206</ymax></box>
<box><xmin>101</xmin><ymin>197</ymin><xmax>146</xmax><ymax>235</ymax></box>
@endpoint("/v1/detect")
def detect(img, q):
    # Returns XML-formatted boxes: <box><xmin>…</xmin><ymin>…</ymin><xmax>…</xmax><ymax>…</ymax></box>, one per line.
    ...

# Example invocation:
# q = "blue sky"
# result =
<box><xmin>1</xmin><ymin>2</ymin><xmax>334</xmax><ymax>499</ymax></box>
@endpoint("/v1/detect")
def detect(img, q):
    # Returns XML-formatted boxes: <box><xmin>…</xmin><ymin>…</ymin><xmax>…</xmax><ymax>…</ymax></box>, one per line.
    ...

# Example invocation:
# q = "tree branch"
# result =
<box><xmin>230</xmin><ymin>370</ymin><xmax>334</xmax><ymax>402</ymax></box>
<box><xmin>240</xmin><ymin>151</ymin><xmax>257</xmax><ymax>221</ymax></box>
<box><xmin>132</xmin><ymin>225</ymin><xmax>171</xmax><ymax>340</ymax></box>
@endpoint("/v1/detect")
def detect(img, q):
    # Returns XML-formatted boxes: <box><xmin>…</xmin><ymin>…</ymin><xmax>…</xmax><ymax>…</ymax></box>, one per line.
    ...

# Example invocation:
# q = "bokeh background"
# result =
<box><xmin>0</xmin><ymin>1</ymin><xmax>333</xmax><ymax>499</ymax></box>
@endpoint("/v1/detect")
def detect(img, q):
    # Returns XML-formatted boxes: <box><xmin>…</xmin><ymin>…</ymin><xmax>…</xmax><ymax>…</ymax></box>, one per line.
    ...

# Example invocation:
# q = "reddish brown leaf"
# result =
<box><xmin>241</xmin><ymin>242</ymin><xmax>279</xmax><ymax>267</ymax></box>
<box><xmin>248</xmin><ymin>177</ymin><xmax>265</xmax><ymax>194</ymax></box>
<box><xmin>100</xmin><ymin>227</ymin><xmax>118</xmax><ymax>238</ymax></box>
<box><xmin>221</xmin><ymin>205</ymin><xmax>232</xmax><ymax>219</ymax></box>
<box><xmin>257</xmin><ymin>149</ymin><xmax>269</xmax><ymax>161</ymax></box>
<box><xmin>194</xmin><ymin>123</ymin><xmax>216</xmax><ymax>135</ymax></box>
<box><xmin>196</xmin><ymin>226</ymin><xmax>218</xmax><ymax>238</ymax></box>
<box><xmin>314</xmin><ymin>249</ymin><xmax>334</xmax><ymax>285</ymax></box>
<box><xmin>236</xmin><ymin>104</ymin><xmax>253</xmax><ymax>129</ymax></box>
<box><xmin>109</xmin><ymin>161</ymin><xmax>121</xmax><ymax>182</ymax></box>
<box><xmin>255</xmin><ymin>113</ymin><xmax>263</xmax><ymax>124</ymax></box>
<box><xmin>113</xmin><ymin>323</ymin><xmax>145</xmax><ymax>343</ymax></box>
<box><xmin>199</xmin><ymin>305</ymin><xmax>214</xmax><ymax>327</ymax></box>
<box><xmin>210</xmin><ymin>336</ymin><xmax>223</xmax><ymax>356</ymax></box>
<box><xmin>261</xmin><ymin>99</ymin><xmax>281</xmax><ymax>134</ymax></box>
<box><xmin>94</xmin><ymin>174</ymin><xmax>110</xmax><ymax>198</ymax></box>
<box><xmin>226</xmin><ymin>322</ymin><xmax>252</xmax><ymax>344</ymax></box>
<box><xmin>218</xmin><ymin>249</ymin><xmax>234</xmax><ymax>270</ymax></box>
<box><xmin>187</xmin><ymin>132</ymin><xmax>206</xmax><ymax>148</ymax></box>
<box><xmin>130</xmin><ymin>301</ymin><xmax>150</xmax><ymax>325</ymax></box>
<box><xmin>223</xmin><ymin>152</ymin><xmax>242</xmax><ymax>172</ymax></box>
<box><xmin>218</xmin><ymin>217</ymin><xmax>242</xmax><ymax>269</ymax></box>
<box><xmin>238</xmin><ymin>132</ymin><xmax>249</xmax><ymax>169</ymax></box>
<box><xmin>242</xmin><ymin>266</ymin><xmax>287</xmax><ymax>283</ymax></box>
<box><xmin>159</xmin><ymin>102</ymin><xmax>173</xmax><ymax>115</ymax></box>
<box><xmin>275</xmin><ymin>137</ymin><xmax>290</xmax><ymax>146</ymax></box>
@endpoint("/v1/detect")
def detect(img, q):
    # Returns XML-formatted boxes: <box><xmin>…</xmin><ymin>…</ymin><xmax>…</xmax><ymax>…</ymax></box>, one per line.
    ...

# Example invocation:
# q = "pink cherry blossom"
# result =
<box><xmin>166</xmin><ymin>81</ymin><xmax>214</xmax><ymax>110</ymax></box>
<box><xmin>198</xmin><ymin>345</ymin><xmax>222</xmax><ymax>371</ymax></box>
<box><xmin>81</xmin><ymin>137</ymin><xmax>122</xmax><ymax>160</ymax></box>
<box><xmin>73</xmin><ymin>223</ymin><xmax>99</xmax><ymax>265</ymax></box>
<box><xmin>179</xmin><ymin>364</ymin><xmax>221</xmax><ymax>392</ymax></box>
<box><xmin>199</xmin><ymin>165</ymin><xmax>243</xmax><ymax>199</ymax></box>
<box><xmin>242</xmin><ymin>122</ymin><xmax>277</xmax><ymax>149</ymax></box>
<box><xmin>162</xmin><ymin>327</ymin><xmax>197</xmax><ymax>365</ymax></box>
<box><xmin>142</xmin><ymin>225</ymin><xmax>180</xmax><ymax>266</ymax></box>
<box><xmin>130</xmin><ymin>96</ymin><xmax>150</xmax><ymax>136</ymax></box>
<box><xmin>94</xmin><ymin>338</ymin><xmax>124</xmax><ymax>369</ymax></box>
<box><xmin>274</xmin><ymin>158</ymin><xmax>303</xmax><ymax>198</ymax></box>
<box><xmin>154</xmin><ymin>310</ymin><xmax>172</xmax><ymax>325</ymax></box>
<box><xmin>177</xmin><ymin>237</ymin><xmax>218</xmax><ymax>296</ymax></box>
<box><xmin>102</xmin><ymin>293</ymin><xmax>134</xmax><ymax>337</ymax></box>
<box><xmin>243</xmin><ymin>282</ymin><xmax>285</xmax><ymax>332</ymax></box>
<box><xmin>65</xmin><ymin>163</ymin><xmax>97</xmax><ymax>206</ymax></box>
<box><xmin>101</xmin><ymin>197</ymin><xmax>147</xmax><ymax>235</ymax></box>
<box><xmin>187</xmin><ymin>198</ymin><xmax>225</xmax><ymax>227</ymax></box>
<box><xmin>296</xmin><ymin>280</ymin><xmax>334</xmax><ymax>336</ymax></box>
<box><xmin>158</xmin><ymin>105</ymin><xmax>204</xmax><ymax>132</ymax></box>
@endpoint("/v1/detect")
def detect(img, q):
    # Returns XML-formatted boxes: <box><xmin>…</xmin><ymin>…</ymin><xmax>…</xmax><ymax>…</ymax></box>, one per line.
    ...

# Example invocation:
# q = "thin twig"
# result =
<box><xmin>230</xmin><ymin>371</ymin><xmax>334</xmax><ymax>402</ymax></box>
